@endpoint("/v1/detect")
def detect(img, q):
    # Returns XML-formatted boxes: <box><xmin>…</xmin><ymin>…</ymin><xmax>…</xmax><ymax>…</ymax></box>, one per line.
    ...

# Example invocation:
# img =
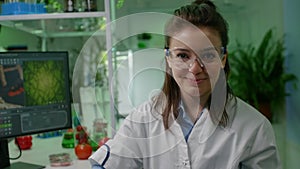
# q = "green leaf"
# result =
<box><xmin>229</xmin><ymin>28</ymin><xmax>298</xmax><ymax>108</ymax></box>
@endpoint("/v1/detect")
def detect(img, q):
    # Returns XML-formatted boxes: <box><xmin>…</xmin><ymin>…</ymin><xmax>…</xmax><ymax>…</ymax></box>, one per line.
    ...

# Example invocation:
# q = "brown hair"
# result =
<box><xmin>156</xmin><ymin>0</ymin><xmax>232</xmax><ymax>129</ymax></box>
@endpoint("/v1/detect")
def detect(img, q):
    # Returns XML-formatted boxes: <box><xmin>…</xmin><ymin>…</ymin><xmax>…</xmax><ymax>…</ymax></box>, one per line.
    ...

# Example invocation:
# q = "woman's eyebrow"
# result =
<box><xmin>202</xmin><ymin>46</ymin><xmax>218</xmax><ymax>51</ymax></box>
<box><xmin>171</xmin><ymin>47</ymin><xmax>191</xmax><ymax>52</ymax></box>
<box><xmin>172</xmin><ymin>46</ymin><xmax>218</xmax><ymax>52</ymax></box>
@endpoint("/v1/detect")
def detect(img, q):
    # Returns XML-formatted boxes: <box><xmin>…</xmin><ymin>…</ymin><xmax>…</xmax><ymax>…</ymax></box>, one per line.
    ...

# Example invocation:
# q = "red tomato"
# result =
<box><xmin>76</xmin><ymin>125</ymin><xmax>83</xmax><ymax>132</ymax></box>
<box><xmin>15</xmin><ymin>136</ymin><xmax>32</xmax><ymax>150</ymax></box>
<box><xmin>75</xmin><ymin>143</ymin><xmax>92</xmax><ymax>160</ymax></box>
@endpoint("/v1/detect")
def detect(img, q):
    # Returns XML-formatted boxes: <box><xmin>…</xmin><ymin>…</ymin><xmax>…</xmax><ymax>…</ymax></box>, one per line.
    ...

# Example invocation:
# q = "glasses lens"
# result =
<box><xmin>198</xmin><ymin>48</ymin><xmax>219</xmax><ymax>63</ymax></box>
<box><xmin>167</xmin><ymin>47</ymin><xmax>223</xmax><ymax>70</ymax></box>
<box><xmin>170</xmin><ymin>59</ymin><xmax>191</xmax><ymax>70</ymax></box>
<box><xmin>169</xmin><ymin>50</ymin><xmax>192</xmax><ymax>70</ymax></box>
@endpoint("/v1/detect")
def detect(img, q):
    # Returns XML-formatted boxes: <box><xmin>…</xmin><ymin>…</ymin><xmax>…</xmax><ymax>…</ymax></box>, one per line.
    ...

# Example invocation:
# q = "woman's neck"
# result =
<box><xmin>181</xmin><ymin>92</ymin><xmax>209</xmax><ymax>123</ymax></box>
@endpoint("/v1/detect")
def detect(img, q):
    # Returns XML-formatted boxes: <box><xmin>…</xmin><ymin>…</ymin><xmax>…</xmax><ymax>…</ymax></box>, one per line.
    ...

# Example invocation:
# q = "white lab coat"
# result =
<box><xmin>89</xmin><ymin>97</ymin><xmax>281</xmax><ymax>169</ymax></box>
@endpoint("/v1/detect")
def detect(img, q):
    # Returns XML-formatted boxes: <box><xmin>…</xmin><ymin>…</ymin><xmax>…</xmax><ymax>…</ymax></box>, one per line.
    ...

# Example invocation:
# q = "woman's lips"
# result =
<box><xmin>188</xmin><ymin>77</ymin><xmax>208</xmax><ymax>85</ymax></box>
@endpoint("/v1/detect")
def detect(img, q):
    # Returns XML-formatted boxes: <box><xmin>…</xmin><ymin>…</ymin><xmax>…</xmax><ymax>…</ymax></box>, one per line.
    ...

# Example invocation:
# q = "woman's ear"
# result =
<box><xmin>221</xmin><ymin>52</ymin><xmax>227</xmax><ymax>68</ymax></box>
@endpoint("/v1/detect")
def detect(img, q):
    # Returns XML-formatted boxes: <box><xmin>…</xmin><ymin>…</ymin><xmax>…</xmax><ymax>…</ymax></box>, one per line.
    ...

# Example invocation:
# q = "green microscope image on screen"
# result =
<box><xmin>23</xmin><ymin>60</ymin><xmax>66</xmax><ymax>106</ymax></box>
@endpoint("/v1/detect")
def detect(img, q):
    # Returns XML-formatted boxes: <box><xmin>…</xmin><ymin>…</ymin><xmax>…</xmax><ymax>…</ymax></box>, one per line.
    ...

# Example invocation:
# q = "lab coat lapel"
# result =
<box><xmin>186</xmin><ymin>108</ymin><xmax>219</xmax><ymax>144</ymax></box>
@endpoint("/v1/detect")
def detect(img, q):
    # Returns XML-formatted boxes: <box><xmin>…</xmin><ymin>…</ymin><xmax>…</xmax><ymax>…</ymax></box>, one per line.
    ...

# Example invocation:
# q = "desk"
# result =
<box><xmin>8</xmin><ymin>136</ymin><xmax>91</xmax><ymax>169</ymax></box>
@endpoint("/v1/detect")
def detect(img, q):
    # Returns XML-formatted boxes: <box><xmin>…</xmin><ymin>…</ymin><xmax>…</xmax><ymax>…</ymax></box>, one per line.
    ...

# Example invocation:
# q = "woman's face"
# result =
<box><xmin>167</xmin><ymin>27</ymin><xmax>226</xmax><ymax>100</ymax></box>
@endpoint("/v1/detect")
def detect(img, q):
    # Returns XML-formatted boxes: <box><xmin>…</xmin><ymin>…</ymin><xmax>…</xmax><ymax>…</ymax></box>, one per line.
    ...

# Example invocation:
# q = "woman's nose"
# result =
<box><xmin>189</xmin><ymin>59</ymin><xmax>205</xmax><ymax>73</ymax></box>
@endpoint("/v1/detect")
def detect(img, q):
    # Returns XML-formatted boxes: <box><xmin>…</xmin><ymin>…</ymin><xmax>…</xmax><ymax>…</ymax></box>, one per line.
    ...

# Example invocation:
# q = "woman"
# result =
<box><xmin>90</xmin><ymin>0</ymin><xmax>281</xmax><ymax>168</ymax></box>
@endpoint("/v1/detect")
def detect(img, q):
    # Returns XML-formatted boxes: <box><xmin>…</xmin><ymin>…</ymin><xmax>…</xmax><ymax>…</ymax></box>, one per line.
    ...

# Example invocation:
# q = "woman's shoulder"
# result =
<box><xmin>125</xmin><ymin>98</ymin><xmax>163</xmax><ymax>122</ymax></box>
<box><xmin>118</xmin><ymin>98</ymin><xmax>165</xmax><ymax>138</ymax></box>
<box><xmin>226</xmin><ymin>96</ymin><xmax>272</xmax><ymax>130</ymax></box>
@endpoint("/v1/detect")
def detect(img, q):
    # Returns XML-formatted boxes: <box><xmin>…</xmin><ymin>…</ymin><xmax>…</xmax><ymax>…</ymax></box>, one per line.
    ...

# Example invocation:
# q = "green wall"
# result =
<box><xmin>0</xmin><ymin>26</ymin><xmax>39</xmax><ymax>50</ymax></box>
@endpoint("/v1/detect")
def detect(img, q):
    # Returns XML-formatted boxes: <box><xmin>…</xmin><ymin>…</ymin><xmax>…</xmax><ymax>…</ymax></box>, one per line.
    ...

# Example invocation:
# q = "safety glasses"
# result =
<box><xmin>165</xmin><ymin>46</ymin><xmax>226</xmax><ymax>70</ymax></box>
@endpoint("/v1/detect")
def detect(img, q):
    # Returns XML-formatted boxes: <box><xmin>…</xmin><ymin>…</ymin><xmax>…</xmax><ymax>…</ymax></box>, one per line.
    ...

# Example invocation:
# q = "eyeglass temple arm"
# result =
<box><xmin>164</xmin><ymin>46</ymin><xmax>170</xmax><ymax>57</ymax></box>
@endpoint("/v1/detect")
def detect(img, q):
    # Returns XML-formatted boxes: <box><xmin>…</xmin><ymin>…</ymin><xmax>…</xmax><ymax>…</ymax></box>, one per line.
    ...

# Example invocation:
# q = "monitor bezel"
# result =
<box><xmin>0</xmin><ymin>51</ymin><xmax>73</xmax><ymax>140</ymax></box>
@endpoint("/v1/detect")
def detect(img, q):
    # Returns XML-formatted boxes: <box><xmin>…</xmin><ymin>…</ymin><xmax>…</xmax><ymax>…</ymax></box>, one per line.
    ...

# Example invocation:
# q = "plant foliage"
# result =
<box><xmin>228</xmin><ymin>29</ymin><xmax>297</xmax><ymax>108</ymax></box>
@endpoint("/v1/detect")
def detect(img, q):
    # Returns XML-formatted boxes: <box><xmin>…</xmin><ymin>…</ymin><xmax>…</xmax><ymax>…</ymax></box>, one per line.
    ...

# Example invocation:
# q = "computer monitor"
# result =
<box><xmin>0</xmin><ymin>52</ymin><xmax>72</xmax><ymax>169</ymax></box>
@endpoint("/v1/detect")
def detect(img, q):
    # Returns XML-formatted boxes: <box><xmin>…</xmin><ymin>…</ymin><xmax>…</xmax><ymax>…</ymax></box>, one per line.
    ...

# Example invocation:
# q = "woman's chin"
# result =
<box><xmin>182</xmin><ymin>86</ymin><xmax>211</xmax><ymax>98</ymax></box>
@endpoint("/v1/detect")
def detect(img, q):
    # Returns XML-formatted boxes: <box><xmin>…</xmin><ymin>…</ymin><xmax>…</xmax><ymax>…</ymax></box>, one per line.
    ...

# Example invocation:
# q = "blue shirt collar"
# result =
<box><xmin>178</xmin><ymin>101</ymin><xmax>194</xmax><ymax>126</ymax></box>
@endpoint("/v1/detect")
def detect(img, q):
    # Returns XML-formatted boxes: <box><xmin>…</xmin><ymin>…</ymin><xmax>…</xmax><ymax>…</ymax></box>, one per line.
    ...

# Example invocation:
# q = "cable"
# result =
<box><xmin>9</xmin><ymin>138</ymin><xmax>22</xmax><ymax>160</ymax></box>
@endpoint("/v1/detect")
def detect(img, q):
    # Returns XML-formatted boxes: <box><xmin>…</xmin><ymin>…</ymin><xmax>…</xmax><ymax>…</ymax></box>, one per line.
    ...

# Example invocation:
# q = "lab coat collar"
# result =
<box><xmin>168</xmin><ymin>102</ymin><xmax>217</xmax><ymax>144</ymax></box>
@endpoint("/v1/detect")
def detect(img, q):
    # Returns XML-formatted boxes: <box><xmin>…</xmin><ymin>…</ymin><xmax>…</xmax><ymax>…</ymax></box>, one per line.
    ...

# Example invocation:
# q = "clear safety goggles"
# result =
<box><xmin>165</xmin><ymin>46</ymin><xmax>226</xmax><ymax>70</ymax></box>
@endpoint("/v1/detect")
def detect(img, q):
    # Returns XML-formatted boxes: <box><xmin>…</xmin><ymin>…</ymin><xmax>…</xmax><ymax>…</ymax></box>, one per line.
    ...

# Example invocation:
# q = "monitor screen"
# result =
<box><xmin>0</xmin><ymin>51</ymin><xmax>72</xmax><ymax>139</ymax></box>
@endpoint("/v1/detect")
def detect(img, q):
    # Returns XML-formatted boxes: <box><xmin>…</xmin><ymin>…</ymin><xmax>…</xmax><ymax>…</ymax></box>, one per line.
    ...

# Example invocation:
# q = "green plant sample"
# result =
<box><xmin>23</xmin><ymin>60</ymin><xmax>66</xmax><ymax>106</ymax></box>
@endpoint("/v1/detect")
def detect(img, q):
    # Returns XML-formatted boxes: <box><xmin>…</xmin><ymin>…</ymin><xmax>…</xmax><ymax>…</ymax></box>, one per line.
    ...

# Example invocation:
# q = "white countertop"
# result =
<box><xmin>8</xmin><ymin>135</ymin><xmax>91</xmax><ymax>169</ymax></box>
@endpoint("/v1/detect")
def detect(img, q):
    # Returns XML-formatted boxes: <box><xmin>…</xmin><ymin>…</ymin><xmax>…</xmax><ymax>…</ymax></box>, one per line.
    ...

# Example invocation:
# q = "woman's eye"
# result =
<box><xmin>201</xmin><ymin>52</ymin><xmax>217</xmax><ymax>61</ymax></box>
<box><xmin>176</xmin><ymin>53</ymin><xmax>189</xmax><ymax>59</ymax></box>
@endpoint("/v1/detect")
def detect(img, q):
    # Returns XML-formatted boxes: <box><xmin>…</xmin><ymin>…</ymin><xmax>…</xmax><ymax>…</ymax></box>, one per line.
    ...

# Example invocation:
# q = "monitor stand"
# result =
<box><xmin>0</xmin><ymin>139</ymin><xmax>45</xmax><ymax>169</ymax></box>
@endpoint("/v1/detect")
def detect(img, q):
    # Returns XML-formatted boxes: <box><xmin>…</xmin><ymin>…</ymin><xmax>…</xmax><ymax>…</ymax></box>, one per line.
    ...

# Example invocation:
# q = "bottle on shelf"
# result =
<box><xmin>85</xmin><ymin>0</ymin><xmax>97</xmax><ymax>11</ymax></box>
<box><xmin>64</xmin><ymin>0</ymin><xmax>77</xmax><ymax>12</ymax></box>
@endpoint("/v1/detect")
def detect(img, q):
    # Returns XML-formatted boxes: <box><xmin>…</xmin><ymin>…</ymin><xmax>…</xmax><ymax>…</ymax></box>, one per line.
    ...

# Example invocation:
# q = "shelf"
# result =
<box><xmin>0</xmin><ymin>12</ymin><xmax>106</xmax><ymax>21</ymax></box>
<box><xmin>0</xmin><ymin>12</ymin><xmax>107</xmax><ymax>38</ymax></box>
<box><xmin>38</xmin><ymin>31</ymin><xmax>106</xmax><ymax>38</ymax></box>
<box><xmin>0</xmin><ymin>0</ymin><xmax>118</xmax><ymax>136</ymax></box>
